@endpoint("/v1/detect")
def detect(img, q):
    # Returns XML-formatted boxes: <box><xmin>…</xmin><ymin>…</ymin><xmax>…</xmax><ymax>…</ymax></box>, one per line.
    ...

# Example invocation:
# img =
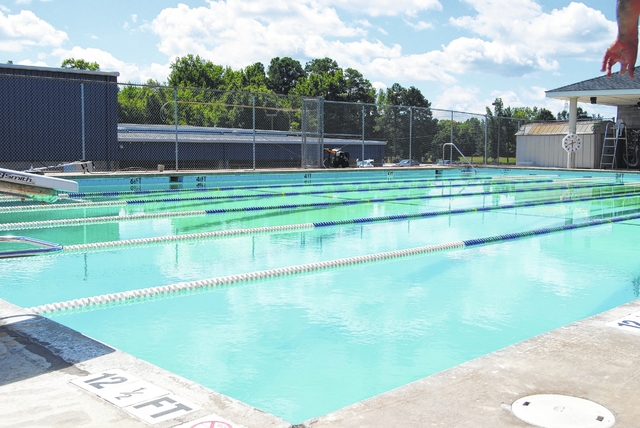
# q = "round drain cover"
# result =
<box><xmin>512</xmin><ymin>394</ymin><xmax>615</xmax><ymax>428</ymax></box>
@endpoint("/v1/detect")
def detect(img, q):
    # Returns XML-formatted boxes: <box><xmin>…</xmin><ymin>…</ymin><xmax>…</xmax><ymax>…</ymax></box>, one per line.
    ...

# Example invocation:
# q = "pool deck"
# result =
<box><xmin>2</xmin><ymin>296</ymin><xmax>640</xmax><ymax>428</ymax></box>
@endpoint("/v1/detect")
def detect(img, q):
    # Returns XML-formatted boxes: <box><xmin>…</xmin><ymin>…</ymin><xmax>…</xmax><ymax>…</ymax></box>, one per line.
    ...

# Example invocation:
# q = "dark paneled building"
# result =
<box><xmin>0</xmin><ymin>63</ymin><xmax>119</xmax><ymax>171</ymax></box>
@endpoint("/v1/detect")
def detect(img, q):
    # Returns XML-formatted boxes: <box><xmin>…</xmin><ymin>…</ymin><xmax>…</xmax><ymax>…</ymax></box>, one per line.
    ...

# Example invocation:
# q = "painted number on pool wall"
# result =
<box><xmin>304</xmin><ymin>173</ymin><xmax>312</xmax><ymax>184</ymax></box>
<box><xmin>607</xmin><ymin>310</ymin><xmax>640</xmax><ymax>336</ymax></box>
<box><xmin>196</xmin><ymin>176</ymin><xmax>207</xmax><ymax>182</ymax></box>
<box><xmin>130</xmin><ymin>177</ymin><xmax>142</xmax><ymax>185</ymax></box>
<box><xmin>127</xmin><ymin>395</ymin><xmax>199</xmax><ymax>424</ymax></box>
<box><xmin>70</xmin><ymin>369</ymin><xmax>200</xmax><ymax>424</ymax></box>
<box><xmin>83</xmin><ymin>372</ymin><xmax>128</xmax><ymax>389</ymax></box>
<box><xmin>387</xmin><ymin>171</ymin><xmax>394</xmax><ymax>181</ymax></box>
<box><xmin>618</xmin><ymin>320</ymin><xmax>640</xmax><ymax>329</ymax></box>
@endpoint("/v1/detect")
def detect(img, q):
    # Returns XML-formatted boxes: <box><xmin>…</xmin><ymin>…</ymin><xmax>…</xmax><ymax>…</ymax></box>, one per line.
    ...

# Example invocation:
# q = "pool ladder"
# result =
<box><xmin>600</xmin><ymin>121</ymin><xmax>626</xmax><ymax>169</ymax></box>
<box><xmin>0</xmin><ymin>236</ymin><xmax>63</xmax><ymax>258</ymax></box>
<box><xmin>441</xmin><ymin>143</ymin><xmax>477</xmax><ymax>174</ymax></box>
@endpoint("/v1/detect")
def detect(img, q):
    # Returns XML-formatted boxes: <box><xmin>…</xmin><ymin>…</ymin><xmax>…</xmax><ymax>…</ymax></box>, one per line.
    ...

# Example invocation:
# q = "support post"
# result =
<box><xmin>568</xmin><ymin>97</ymin><xmax>578</xmax><ymax>169</ymax></box>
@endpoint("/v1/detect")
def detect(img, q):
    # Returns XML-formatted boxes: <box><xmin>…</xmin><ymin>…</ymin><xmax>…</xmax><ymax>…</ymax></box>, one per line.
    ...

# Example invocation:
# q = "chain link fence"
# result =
<box><xmin>1</xmin><ymin>73</ymin><xmax>532</xmax><ymax>172</ymax></box>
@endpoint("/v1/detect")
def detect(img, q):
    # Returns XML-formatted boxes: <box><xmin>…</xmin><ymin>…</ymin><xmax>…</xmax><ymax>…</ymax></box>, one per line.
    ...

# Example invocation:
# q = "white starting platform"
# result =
<box><xmin>0</xmin><ymin>167</ymin><xmax>79</xmax><ymax>203</ymax></box>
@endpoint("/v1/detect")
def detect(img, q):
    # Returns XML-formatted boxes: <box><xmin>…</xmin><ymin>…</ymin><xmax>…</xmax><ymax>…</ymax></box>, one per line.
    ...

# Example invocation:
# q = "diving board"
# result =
<box><xmin>0</xmin><ymin>168</ymin><xmax>78</xmax><ymax>203</ymax></box>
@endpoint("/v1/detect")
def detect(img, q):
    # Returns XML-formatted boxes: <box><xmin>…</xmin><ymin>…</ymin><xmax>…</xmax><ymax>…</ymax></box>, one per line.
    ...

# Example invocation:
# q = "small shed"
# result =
<box><xmin>515</xmin><ymin>120</ymin><xmax>608</xmax><ymax>168</ymax></box>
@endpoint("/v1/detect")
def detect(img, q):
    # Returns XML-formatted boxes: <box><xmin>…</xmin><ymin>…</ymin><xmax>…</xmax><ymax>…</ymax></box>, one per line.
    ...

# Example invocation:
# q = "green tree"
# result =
<box><xmin>61</xmin><ymin>58</ymin><xmax>100</xmax><ymax>71</ymax></box>
<box><xmin>374</xmin><ymin>83</ymin><xmax>436</xmax><ymax>161</ymax></box>
<box><xmin>457</xmin><ymin>117</ymin><xmax>485</xmax><ymax>160</ymax></box>
<box><xmin>267</xmin><ymin>57</ymin><xmax>305</xmax><ymax>95</ymax></box>
<box><xmin>118</xmin><ymin>79</ymin><xmax>173</xmax><ymax>125</ymax></box>
<box><xmin>534</xmin><ymin>108</ymin><xmax>555</xmax><ymax>121</ymax></box>
<box><xmin>168</xmin><ymin>54</ymin><xmax>225</xmax><ymax>89</ymax></box>
<box><xmin>556</xmin><ymin>106</ymin><xmax>590</xmax><ymax>121</ymax></box>
<box><xmin>242</xmin><ymin>62</ymin><xmax>269</xmax><ymax>92</ymax></box>
<box><xmin>343</xmin><ymin>68</ymin><xmax>375</xmax><ymax>103</ymax></box>
<box><xmin>304</xmin><ymin>57</ymin><xmax>340</xmax><ymax>75</ymax></box>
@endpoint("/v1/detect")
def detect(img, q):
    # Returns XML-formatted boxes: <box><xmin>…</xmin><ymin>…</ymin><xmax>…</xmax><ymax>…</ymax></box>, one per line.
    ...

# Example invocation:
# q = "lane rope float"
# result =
<box><xmin>29</xmin><ymin>210</ymin><xmax>640</xmax><ymax>316</ymax></box>
<box><xmin>1</xmin><ymin>181</ymin><xmax>634</xmax><ymax>232</ymax></box>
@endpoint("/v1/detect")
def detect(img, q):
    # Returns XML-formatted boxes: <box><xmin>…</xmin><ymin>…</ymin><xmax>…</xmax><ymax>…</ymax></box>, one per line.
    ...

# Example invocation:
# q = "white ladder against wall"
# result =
<box><xmin>600</xmin><ymin>121</ymin><xmax>626</xmax><ymax>169</ymax></box>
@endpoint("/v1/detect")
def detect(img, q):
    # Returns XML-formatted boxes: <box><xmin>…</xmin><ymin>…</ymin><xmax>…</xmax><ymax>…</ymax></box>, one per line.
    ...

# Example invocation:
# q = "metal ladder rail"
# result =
<box><xmin>601</xmin><ymin>121</ymin><xmax>626</xmax><ymax>169</ymax></box>
<box><xmin>0</xmin><ymin>236</ymin><xmax>63</xmax><ymax>258</ymax></box>
<box><xmin>442</xmin><ymin>143</ymin><xmax>477</xmax><ymax>174</ymax></box>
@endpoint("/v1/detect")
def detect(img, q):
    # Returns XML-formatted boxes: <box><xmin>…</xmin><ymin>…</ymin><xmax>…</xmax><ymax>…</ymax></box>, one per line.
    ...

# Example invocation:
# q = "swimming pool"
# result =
<box><xmin>1</xmin><ymin>167</ymin><xmax>639</xmax><ymax>424</ymax></box>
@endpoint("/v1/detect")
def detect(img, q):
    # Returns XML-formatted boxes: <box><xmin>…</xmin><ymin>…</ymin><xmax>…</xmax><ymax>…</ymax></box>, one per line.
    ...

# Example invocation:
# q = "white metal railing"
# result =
<box><xmin>441</xmin><ymin>143</ymin><xmax>477</xmax><ymax>173</ymax></box>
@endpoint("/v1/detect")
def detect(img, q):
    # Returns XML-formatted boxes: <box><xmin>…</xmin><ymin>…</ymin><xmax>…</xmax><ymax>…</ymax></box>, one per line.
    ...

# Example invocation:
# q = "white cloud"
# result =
<box><xmin>151</xmin><ymin>2</ymin><xmax>369</xmax><ymax>69</ymax></box>
<box><xmin>0</xmin><ymin>10</ymin><xmax>68</xmax><ymax>52</ymax></box>
<box><xmin>16</xmin><ymin>58</ymin><xmax>48</xmax><ymax>67</ymax></box>
<box><xmin>149</xmin><ymin>1</ymin><xmax>450</xmax><ymax>85</ymax></box>
<box><xmin>448</xmin><ymin>0</ymin><xmax>615</xmax><ymax>75</ymax></box>
<box><xmin>204</xmin><ymin>0</ymin><xmax>442</xmax><ymax>18</ymax></box>
<box><xmin>320</xmin><ymin>0</ymin><xmax>442</xmax><ymax>17</ymax></box>
<box><xmin>403</xmin><ymin>19</ymin><xmax>433</xmax><ymax>31</ymax></box>
<box><xmin>50</xmin><ymin>46</ymin><xmax>170</xmax><ymax>83</ymax></box>
<box><xmin>433</xmin><ymin>85</ymin><xmax>485</xmax><ymax>114</ymax></box>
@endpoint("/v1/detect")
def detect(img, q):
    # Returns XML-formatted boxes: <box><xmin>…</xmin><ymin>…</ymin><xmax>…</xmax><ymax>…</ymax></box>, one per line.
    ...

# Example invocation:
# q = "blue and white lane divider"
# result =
<box><xmin>0</xmin><ymin>175</ymin><xmax>574</xmax><ymax>213</ymax></box>
<box><xmin>63</xmin><ymin>223</ymin><xmax>316</xmax><ymax>252</ymax></box>
<box><xmin>61</xmin><ymin>174</ymin><xmax>561</xmax><ymax>200</ymax></box>
<box><xmin>1</xmin><ymin>181</ymin><xmax>635</xmax><ymax>232</ymax></box>
<box><xmin>29</xmin><ymin>211</ymin><xmax>640</xmax><ymax>316</ymax></box>
<box><xmin>26</xmin><ymin>188</ymin><xmax>640</xmax><ymax>253</ymax></box>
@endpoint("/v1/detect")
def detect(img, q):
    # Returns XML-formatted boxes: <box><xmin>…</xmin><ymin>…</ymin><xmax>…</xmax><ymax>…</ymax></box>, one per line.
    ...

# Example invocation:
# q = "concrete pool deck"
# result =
<box><xmin>1</xmin><ymin>297</ymin><xmax>640</xmax><ymax>428</ymax></box>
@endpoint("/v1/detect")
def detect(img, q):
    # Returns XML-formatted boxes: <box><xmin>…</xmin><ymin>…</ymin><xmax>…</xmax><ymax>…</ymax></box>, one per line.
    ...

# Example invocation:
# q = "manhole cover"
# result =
<box><xmin>512</xmin><ymin>394</ymin><xmax>615</xmax><ymax>428</ymax></box>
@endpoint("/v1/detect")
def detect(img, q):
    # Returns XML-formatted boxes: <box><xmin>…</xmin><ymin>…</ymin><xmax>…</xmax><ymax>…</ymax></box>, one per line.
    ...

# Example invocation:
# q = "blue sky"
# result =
<box><xmin>0</xmin><ymin>0</ymin><xmax>621</xmax><ymax>117</ymax></box>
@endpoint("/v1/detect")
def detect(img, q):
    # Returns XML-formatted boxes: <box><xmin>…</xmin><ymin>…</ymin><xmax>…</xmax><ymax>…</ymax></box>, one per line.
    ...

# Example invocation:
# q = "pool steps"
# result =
<box><xmin>28</xmin><ymin>210</ymin><xmax>640</xmax><ymax>316</ymax></box>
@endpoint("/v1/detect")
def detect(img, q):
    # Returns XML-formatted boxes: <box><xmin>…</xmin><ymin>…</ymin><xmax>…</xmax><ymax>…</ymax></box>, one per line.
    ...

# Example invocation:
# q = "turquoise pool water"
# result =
<box><xmin>1</xmin><ymin>167</ymin><xmax>639</xmax><ymax>423</ymax></box>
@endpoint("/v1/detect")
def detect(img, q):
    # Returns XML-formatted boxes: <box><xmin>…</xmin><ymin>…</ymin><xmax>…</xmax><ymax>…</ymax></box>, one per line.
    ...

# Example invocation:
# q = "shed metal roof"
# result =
<box><xmin>515</xmin><ymin>120</ymin><xmax>606</xmax><ymax>136</ymax></box>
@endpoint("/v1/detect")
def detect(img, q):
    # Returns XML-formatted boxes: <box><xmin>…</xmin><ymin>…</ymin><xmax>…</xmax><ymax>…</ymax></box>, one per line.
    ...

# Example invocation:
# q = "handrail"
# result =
<box><xmin>0</xmin><ymin>236</ymin><xmax>63</xmax><ymax>258</ymax></box>
<box><xmin>442</xmin><ymin>143</ymin><xmax>477</xmax><ymax>173</ymax></box>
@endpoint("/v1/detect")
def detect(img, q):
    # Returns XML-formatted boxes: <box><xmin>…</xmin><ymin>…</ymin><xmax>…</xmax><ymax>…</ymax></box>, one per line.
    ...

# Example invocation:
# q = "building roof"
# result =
<box><xmin>118</xmin><ymin>124</ymin><xmax>387</xmax><ymax>146</ymax></box>
<box><xmin>0</xmin><ymin>63</ymin><xmax>119</xmax><ymax>80</ymax></box>
<box><xmin>546</xmin><ymin>67</ymin><xmax>640</xmax><ymax>107</ymax></box>
<box><xmin>515</xmin><ymin>120</ymin><xmax>607</xmax><ymax>136</ymax></box>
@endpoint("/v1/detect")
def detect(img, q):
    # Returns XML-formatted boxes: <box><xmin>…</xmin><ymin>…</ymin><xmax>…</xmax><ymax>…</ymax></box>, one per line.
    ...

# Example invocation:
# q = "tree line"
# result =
<box><xmin>63</xmin><ymin>56</ymin><xmax>602</xmax><ymax>163</ymax></box>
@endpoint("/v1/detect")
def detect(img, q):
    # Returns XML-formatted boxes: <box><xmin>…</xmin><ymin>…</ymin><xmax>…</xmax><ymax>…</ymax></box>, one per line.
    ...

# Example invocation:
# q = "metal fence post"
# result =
<box><xmin>362</xmin><ymin>104</ymin><xmax>365</xmax><ymax>163</ymax></box>
<box><xmin>173</xmin><ymin>87</ymin><xmax>179</xmax><ymax>171</ymax></box>
<box><xmin>81</xmin><ymin>83</ymin><xmax>86</xmax><ymax>160</ymax></box>
<box><xmin>301</xmin><ymin>100</ymin><xmax>307</xmax><ymax>169</ymax></box>
<box><xmin>408</xmin><ymin>107</ymin><xmax>413</xmax><ymax>162</ymax></box>
<box><xmin>497</xmin><ymin>116</ymin><xmax>501</xmax><ymax>165</ymax></box>
<box><xmin>484</xmin><ymin>116</ymin><xmax>488</xmax><ymax>165</ymax></box>
<box><xmin>449</xmin><ymin>110</ymin><xmax>454</xmax><ymax>160</ymax></box>
<box><xmin>320</xmin><ymin>98</ymin><xmax>325</xmax><ymax>159</ymax></box>
<box><xmin>252</xmin><ymin>95</ymin><xmax>256</xmax><ymax>170</ymax></box>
